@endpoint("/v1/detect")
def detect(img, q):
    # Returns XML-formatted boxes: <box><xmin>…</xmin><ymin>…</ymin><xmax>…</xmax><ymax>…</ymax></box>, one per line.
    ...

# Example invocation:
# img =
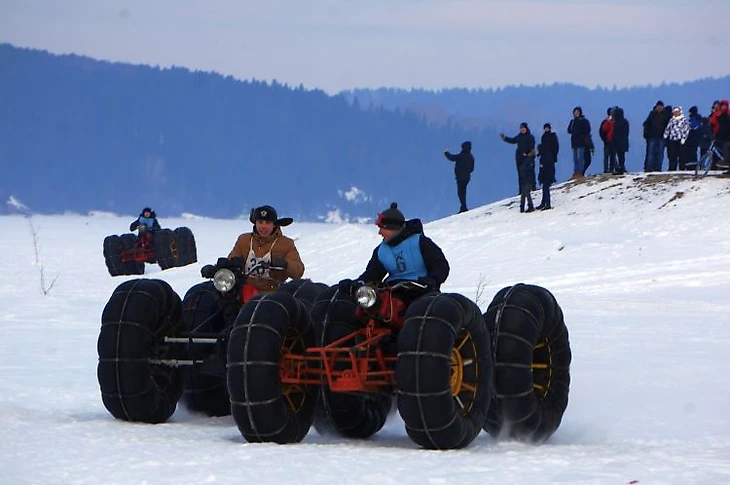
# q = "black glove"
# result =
<box><xmin>338</xmin><ymin>278</ymin><xmax>364</xmax><ymax>295</ymax></box>
<box><xmin>416</xmin><ymin>276</ymin><xmax>438</xmax><ymax>291</ymax></box>
<box><xmin>270</xmin><ymin>258</ymin><xmax>288</xmax><ymax>270</ymax></box>
<box><xmin>201</xmin><ymin>264</ymin><xmax>217</xmax><ymax>278</ymax></box>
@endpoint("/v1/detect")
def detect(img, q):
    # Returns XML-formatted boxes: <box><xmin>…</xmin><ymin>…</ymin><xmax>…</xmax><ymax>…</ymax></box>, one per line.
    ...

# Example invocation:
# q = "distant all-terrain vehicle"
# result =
<box><xmin>102</xmin><ymin>225</ymin><xmax>197</xmax><ymax>276</ymax></box>
<box><xmin>97</xmin><ymin>260</ymin><xmax>571</xmax><ymax>449</ymax></box>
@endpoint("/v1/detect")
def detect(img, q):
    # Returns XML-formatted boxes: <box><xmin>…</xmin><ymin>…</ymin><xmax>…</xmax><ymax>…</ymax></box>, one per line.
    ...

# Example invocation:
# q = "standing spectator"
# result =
<box><xmin>583</xmin><ymin>134</ymin><xmax>595</xmax><ymax>176</ymax></box>
<box><xmin>686</xmin><ymin>106</ymin><xmax>703</xmax><ymax>167</ymax></box>
<box><xmin>716</xmin><ymin>102</ymin><xmax>730</xmax><ymax>173</ymax></box>
<box><xmin>536</xmin><ymin>123</ymin><xmax>558</xmax><ymax>210</ymax></box>
<box><xmin>698</xmin><ymin>116</ymin><xmax>713</xmax><ymax>161</ymax></box>
<box><xmin>612</xmin><ymin>107</ymin><xmax>630</xmax><ymax>174</ymax></box>
<box><xmin>567</xmin><ymin>107</ymin><xmax>591</xmax><ymax>179</ymax></box>
<box><xmin>599</xmin><ymin>108</ymin><xmax>616</xmax><ymax>174</ymax></box>
<box><xmin>443</xmin><ymin>141</ymin><xmax>475</xmax><ymax>214</ymax></box>
<box><xmin>709</xmin><ymin>100</ymin><xmax>722</xmax><ymax>137</ymax></box>
<box><xmin>500</xmin><ymin>123</ymin><xmax>536</xmax><ymax>213</ymax></box>
<box><xmin>642</xmin><ymin>100</ymin><xmax>671</xmax><ymax>171</ymax></box>
<box><xmin>664</xmin><ymin>106</ymin><xmax>691</xmax><ymax>171</ymax></box>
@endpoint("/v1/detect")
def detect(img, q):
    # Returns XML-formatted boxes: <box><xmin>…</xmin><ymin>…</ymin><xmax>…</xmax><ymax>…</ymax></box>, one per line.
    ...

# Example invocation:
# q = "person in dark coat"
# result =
<box><xmin>444</xmin><ymin>141</ymin><xmax>475</xmax><ymax>213</ymax></box>
<box><xmin>338</xmin><ymin>202</ymin><xmax>450</xmax><ymax>294</ymax></box>
<box><xmin>501</xmin><ymin>123</ymin><xmax>536</xmax><ymax>213</ymax></box>
<box><xmin>642</xmin><ymin>100</ymin><xmax>671</xmax><ymax>171</ymax></box>
<box><xmin>536</xmin><ymin>123</ymin><xmax>558</xmax><ymax>210</ymax></box>
<box><xmin>567</xmin><ymin>106</ymin><xmax>592</xmax><ymax>179</ymax></box>
<box><xmin>130</xmin><ymin>207</ymin><xmax>161</xmax><ymax>232</ymax></box>
<box><xmin>599</xmin><ymin>107</ymin><xmax>616</xmax><ymax>174</ymax></box>
<box><xmin>612</xmin><ymin>107</ymin><xmax>630</xmax><ymax>174</ymax></box>
<box><xmin>686</xmin><ymin>105</ymin><xmax>703</xmax><ymax>167</ymax></box>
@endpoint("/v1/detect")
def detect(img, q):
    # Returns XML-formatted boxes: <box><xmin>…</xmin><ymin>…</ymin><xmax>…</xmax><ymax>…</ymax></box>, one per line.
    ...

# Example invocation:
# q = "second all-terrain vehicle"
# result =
<box><xmin>102</xmin><ymin>224</ymin><xmax>197</xmax><ymax>276</ymax></box>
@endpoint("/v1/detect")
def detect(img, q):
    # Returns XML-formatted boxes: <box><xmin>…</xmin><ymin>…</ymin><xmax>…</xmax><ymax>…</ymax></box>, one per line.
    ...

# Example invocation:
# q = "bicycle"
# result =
<box><xmin>694</xmin><ymin>140</ymin><xmax>726</xmax><ymax>177</ymax></box>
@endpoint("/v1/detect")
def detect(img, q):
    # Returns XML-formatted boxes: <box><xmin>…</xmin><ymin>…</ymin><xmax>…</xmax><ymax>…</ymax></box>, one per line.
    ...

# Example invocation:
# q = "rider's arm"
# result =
<box><xmin>129</xmin><ymin>219</ymin><xmax>140</xmax><ymax>232</ymax></box>
<box><xmin>228</xmin><ymin>233</ymin><xmax>250</xmax><ymax>260</ymax></box>
<box><xmin>420</xmin><ymin>236</ymin><xmax>450</xmax><ymax>286</ymax></box>
<box><xmin>357</xmin><ymin>247</ymin><xmax>387</xmax><ymax>283</ymax></box>
<box><xmin>281</xmin><ymin>242</ymin><xmax>305</xmax><ymax>279</ymax></box>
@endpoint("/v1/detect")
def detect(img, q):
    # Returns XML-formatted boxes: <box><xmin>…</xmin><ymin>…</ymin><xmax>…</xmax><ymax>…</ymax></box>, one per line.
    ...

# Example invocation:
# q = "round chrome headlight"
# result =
<box><xmin>213</xmin><ymin>268</ymin><xmax>236</xmax><ymax>293</ymax></box>
<box><xmin>355</xmin><ymin>285</ymin><xmax>377</xmax><ymax>308</ymax></box>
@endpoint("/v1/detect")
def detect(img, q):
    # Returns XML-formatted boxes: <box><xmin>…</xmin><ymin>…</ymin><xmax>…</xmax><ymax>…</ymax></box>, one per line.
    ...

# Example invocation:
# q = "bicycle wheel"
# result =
<box><xmin>696</xmin><ymin>150</ymin><xmax>713</xmax><ymax>177</ymax></box>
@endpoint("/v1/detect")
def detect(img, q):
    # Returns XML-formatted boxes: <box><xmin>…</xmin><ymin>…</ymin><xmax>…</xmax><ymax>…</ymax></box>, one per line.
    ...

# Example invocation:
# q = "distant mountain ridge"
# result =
<box><xmin>1</xmin><ymin>43</ymin><xmax>725</xmax><ymax>221</ymax></box>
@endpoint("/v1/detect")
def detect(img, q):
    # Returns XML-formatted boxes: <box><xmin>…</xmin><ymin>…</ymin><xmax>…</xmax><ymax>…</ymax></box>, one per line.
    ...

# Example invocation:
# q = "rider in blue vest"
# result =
<box><xmin>338</xmin><ymin>202</ymin><xmax>450</xmax><ymax>293</ymax></box>
<box><xmin>129</xmin><ymin>207</ymin><xmax>161</xmax><ymax>233</ymax></box>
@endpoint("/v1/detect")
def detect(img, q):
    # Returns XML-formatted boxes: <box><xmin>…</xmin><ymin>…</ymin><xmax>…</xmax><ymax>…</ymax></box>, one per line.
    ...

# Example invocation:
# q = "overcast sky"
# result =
<box><xmin>2</xmin><ymin>0</ymin><xmax>729</xmax><ymax>94</ymax></box>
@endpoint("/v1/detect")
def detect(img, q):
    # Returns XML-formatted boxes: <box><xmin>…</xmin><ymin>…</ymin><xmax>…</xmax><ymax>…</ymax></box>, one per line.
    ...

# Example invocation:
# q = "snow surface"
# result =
<box><xmin>2</xmin><ymin>173</ymin><xmax>730</xmax><ymax>485</ymax></box>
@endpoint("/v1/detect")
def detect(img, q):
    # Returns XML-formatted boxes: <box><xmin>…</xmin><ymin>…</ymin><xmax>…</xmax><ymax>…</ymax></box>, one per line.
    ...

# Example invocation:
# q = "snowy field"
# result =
<box><xmin>1</xmin><ymin>173</ymin><xmax>730</xmax><ymax>485</ymax></box>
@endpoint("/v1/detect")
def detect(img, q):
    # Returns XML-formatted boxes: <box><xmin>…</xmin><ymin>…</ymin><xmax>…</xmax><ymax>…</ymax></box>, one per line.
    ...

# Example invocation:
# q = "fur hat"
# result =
<box><xmin>375</xmin><ymin>202</ymin><xmax>405</xmax><ymax>230</ymax></box>
<box><xmin>249</xmin><ymin>205</ymin><xmax>293</xmax><ymax>226</ymax></box>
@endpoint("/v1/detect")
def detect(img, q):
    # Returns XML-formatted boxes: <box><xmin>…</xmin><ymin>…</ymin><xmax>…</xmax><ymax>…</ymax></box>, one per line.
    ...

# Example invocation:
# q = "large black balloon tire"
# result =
<box><xmin>310</xmin><ymin>286</ymin><xmax>393</xmax><ymax>439</ymax></box>
<box><xmin>396</xmin><ymin>292</ymin><xmax>493</xmax><ymax>450</ymax></box>
<box><xmin>154</xmin><ymin>229</ymin><xmax>179</xmax><ymax>270</ymax></box>
<box><xmin>180</xmin><ymin>281</ymin><xmax>230</xmax><ymax>417</ymax></box>
<box><xmin>120</xmin><ymin>233</ymin><xmax>145</xmax><ymax>275</ymax></box>
<box><xmin>173</xmin><ymin>227</ymin><xmax>197</xmax><ymax>267</ymax></box>
<box><xmin>103</xmin><ymin>235</ymin><xmax>124</xmax><ymax>276</ymax></box>
<box><xmin>483</xmin><ymin>284</ymin><xmax>571</xmax><ymax>443</ymax></box>
<box><xmin>227</xmin><ymin>290</ymin><xmax>318</xmax><ymax>443</ymax></box>
<box><xmin>97</xmin><ymin>278</ymin><xmax>184</xmax><ymax>423</ymax></box>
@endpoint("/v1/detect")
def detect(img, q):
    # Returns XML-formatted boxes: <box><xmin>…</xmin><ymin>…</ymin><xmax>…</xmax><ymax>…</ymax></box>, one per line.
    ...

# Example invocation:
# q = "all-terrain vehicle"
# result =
<box><xmin>97</xmin><ymin>258</ymin><xmax>325</xmax><ymax>421</ymax></box>
<box><xmin>98</xmin><ymin>263</ymin><xmax>571</xmax><ymax>449</ymax></box>
<box><xmin>102</xmin><ymin>225</ymin><xmax>197</xmax><ymax>276</ymax></box>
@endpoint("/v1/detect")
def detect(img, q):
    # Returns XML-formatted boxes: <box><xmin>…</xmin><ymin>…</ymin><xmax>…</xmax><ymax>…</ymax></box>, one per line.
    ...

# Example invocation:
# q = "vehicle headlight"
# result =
<box><xmin>355</xmin><ymin>285</ymin><xmax>377</xmax><ymax>308</ymax></box>
<box><xmin>213</xmin><ymin>268</ymin><xmax>236</xmax><ymax>293</ymax></box>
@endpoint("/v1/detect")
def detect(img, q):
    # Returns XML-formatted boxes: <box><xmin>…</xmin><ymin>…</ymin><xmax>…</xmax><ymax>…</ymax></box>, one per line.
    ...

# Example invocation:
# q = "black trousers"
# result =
<box><xmin>456</xmin><ymin>176</ymin><xmax>470</xmax><ymax>211</ymax></box>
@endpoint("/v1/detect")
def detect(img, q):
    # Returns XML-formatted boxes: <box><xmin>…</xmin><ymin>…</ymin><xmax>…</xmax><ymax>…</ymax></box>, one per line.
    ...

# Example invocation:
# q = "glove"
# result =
<box><xmin>499</xmin><ymin>133</ymin><xmax>506</xmax><ymax>140</ymax></box>
<box><xmin>201</xmin><ymin>264</ymin><xmax>217</xmax><ymax>278</ymax></box>
<box><xmin>270</xmin><ymin>258</ymin><xmax>288</xmax><ymax>270</ymax></box>
<box><xmin>681</xmin><ymin>138</ymin><xmax>686</xmax><ymax>145</ymax></box>
<box><xmin>338</xmin><ymin>278</ymin><xmax>364</xmax><ymax>295</ymax></box>
<box><xmin>416</xmin><ymin>276</ymin><xmax>438</xmax><ymax>291</ymax></box>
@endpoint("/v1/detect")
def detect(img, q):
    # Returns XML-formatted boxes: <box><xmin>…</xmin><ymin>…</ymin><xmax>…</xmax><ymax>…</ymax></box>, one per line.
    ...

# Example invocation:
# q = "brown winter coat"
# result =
<box><xmin>228</xmin><ymin>226</ymin><xmax>305</xmax><ymax>292</ymax></box>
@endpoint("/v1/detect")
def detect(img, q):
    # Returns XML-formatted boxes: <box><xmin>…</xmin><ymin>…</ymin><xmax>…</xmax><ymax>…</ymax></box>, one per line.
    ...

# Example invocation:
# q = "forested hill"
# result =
<box><xmin>1</xmin><ymin>43</ymin><xmax>726</xmax><ymax>222</ymax></box>
<box><xmin>0</xmin><ymin>43</ymin><xmax>493</xmax><ymax>221</ymax></box>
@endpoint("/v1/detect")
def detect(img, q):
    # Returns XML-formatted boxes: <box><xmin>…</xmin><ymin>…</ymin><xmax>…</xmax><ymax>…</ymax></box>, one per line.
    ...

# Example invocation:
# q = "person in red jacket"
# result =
<box><xmin>599</xmin><ymin>107</ymin><xmax>616</xmax><ymax>173</ymax></box>
<box><xmin>709</xmin><ymin>100</ymin><xmax>723</xmax><ymax>136</ymax></box>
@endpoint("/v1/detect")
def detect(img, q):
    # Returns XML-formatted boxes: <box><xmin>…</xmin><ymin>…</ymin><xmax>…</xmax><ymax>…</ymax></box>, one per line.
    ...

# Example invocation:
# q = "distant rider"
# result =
<box><xmin>129</xmin><ymin>207</ymin><xmax>161</xmax><ymax>232</ymax></box>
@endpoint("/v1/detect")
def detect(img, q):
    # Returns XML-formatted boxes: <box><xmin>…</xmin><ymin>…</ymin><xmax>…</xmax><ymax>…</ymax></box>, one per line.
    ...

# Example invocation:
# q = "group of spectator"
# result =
<box><xmin>643</xmin><ymin>99</ymin><xmax>729</xmax><ymax>172</ymax></box>
<box><xmin>444</xmin><ymin>99</ymin><xmax>729</xmax><ymax>215</ymax></box>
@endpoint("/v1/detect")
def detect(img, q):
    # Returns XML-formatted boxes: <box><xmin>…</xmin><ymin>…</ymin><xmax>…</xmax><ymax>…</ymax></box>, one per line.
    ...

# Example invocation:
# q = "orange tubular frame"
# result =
<box><xmin>280</xmin><ymin>320</ymin><xmax>397</xmax><ymax>393</ymax></box>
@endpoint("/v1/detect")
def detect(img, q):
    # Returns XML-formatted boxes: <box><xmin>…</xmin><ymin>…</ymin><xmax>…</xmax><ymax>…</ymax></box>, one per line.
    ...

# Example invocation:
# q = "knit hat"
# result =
<box><xmin>520</xmin><ymin>122</ymin><xmax>529</xmax><ymax>129</ymax></box>
<box><xmin>375</xmin><ymin>202</ymin><xmax>405</xmax><ymax>230</ymax></box>
<box><xmin>689</xmin><ymin>105</ymin><xmax>698</xmax><ymax>115</ymax></box>
<box><xmin>543</xmin><ymin>122</ymin><xmax>551</xmax><ymax>130</ymax></box>
<box><xmin>655</xmin><ymin>100</ymin><xmax>664</xmax><ymax>108</ymax></box>
<box><xmin>461</xmin><ymin>141</ymin><xmax>472</xmax><ymax>150</ymax></box>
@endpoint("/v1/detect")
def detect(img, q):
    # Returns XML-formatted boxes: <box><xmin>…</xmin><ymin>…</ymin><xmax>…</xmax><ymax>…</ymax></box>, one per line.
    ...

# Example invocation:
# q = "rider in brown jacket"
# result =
<box><xmin>228</xmin><ymin>205</ymin><xmax>305</xmax><ymax>292</ymax></box>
